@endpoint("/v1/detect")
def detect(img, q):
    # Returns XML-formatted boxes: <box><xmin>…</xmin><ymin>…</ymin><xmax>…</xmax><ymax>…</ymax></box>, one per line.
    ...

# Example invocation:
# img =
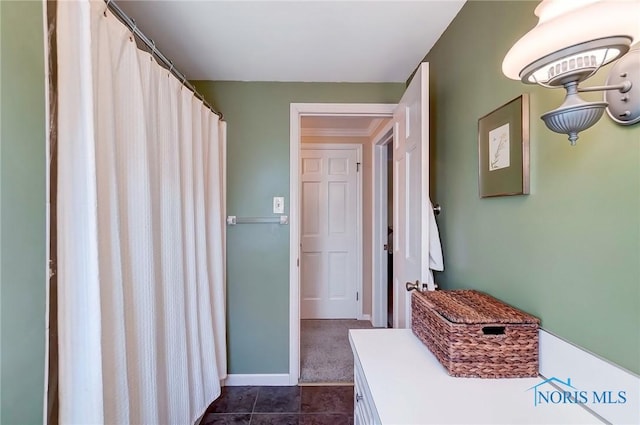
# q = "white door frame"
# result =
<box><xmin>300</xmin><ymin>143</ymin><xmax>363</xmax><ymax>320</ymax></box>
<box><xmin>370</xmin><ymin>122</ymin><xmax>394</xmax><ymax>328</ymax></box>
<box><xmin>289</xmin><ymin>103</ymin><xmax>396</xmax><ymax>384</ymax></box>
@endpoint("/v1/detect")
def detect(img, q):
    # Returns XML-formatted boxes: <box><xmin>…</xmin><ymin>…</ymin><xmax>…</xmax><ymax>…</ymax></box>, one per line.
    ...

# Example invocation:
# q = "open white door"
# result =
<box><xmin>392</xmin><ymin>63</ymin><xmax>430</xmax><ymax>329</ymax></box>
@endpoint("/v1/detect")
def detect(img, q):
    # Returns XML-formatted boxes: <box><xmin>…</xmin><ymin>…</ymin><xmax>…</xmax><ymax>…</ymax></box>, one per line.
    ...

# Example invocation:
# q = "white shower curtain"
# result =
<box><xmin>56</xmin><ymin>1</ymin><xmax>226</xmax><ymax>423</ymax></box>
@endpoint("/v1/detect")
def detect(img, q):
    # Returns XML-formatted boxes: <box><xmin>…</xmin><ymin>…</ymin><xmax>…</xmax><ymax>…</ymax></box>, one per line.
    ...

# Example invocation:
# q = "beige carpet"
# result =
<box><xmin>299</xmin><ymin>319</ymin><xmax>373</xmax><ymax>384</ymax></box>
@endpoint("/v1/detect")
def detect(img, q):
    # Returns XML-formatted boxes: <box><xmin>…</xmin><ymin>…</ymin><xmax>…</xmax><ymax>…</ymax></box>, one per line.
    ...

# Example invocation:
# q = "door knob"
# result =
<box><xmin>405</xmin><ymin>280</ymin><xmax>421</xmax><ymax>292</ymax></box>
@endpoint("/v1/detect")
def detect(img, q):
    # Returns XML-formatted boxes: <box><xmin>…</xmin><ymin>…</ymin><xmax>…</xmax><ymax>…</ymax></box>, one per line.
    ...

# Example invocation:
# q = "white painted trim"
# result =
<box><xmin>290</xmin><ymin>103</ymin><xmax>396</xmax><ymax>386</ymax></box>
<box><xmin>43</xmin><ymin>0</ymin><xmax>52</xmax><ymax>422</ymax></box>
<box><xmin>361</xmin><ymin>314</ymin><xmax>372</xmax><ymax>322</ymax></box>
<box><xmin>302</xmin><ymin>128</ymin><xmax>369</xmax><ymax>138</ymax></box>
<box><xmin>300</xmin><ymin>143</ymin><xmax>363</xmax><ymax>320</ymax></box>
<box><xmin>366</xmin><ymin>118</ymin><xmax>385</xmax><ymax>137</ymax></box>
<box><xmin>290</xmin><ymin>105</ymin><xmax>301</xmax><ymax>385</ymax></box>
<box><xmin>293</xmin><ymin>103</ymin><xmax>397</xmax><ymax>116</ymax></box>
<box><xmin>302</xmin><ymin>143</ymin><xmax>363</xmax><ymax>150</ymax></box>
<box><xmin>356</xmin><ymin>145</ymin><xmax>363</xmax><ymax>321</ymax></box>
<box><xmin>301</xmin><ymin>118</ymin><xmax>384</xmax><ymax>138</ymax></box>
<box><xmin>224</xmin><ymin>374</ymin><xmax>293</xmax><ymax>387</ymax></box>
<box><xmin>370</xmin><ymin>121</ymin><xmax>394</xmax><ymax>328</ymax></box>
<box><xmin>539</xmin><ymin>329</ymin><xmax>639</xmax><ymax>425</ymax></box>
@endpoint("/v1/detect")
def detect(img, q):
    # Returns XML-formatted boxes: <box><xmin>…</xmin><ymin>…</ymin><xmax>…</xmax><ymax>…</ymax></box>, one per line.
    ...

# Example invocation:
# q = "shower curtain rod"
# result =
<box><xmin>104</xmin><ymin>0</ymin><xmax>224</xmax><ymax>120</ymax></box>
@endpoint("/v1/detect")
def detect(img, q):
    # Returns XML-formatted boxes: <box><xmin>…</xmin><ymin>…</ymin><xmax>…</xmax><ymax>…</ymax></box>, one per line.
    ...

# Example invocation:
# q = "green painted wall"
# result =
<box><xmin>424</xmin><ymin>0</ymin><xmax>639</xmax><ymax>373</ymax></box>
<box><xmin>192</xmin><ymin>82</ymin><xmax>404</xmax><ymax>373</ymax></box>
<box><xmin>0</xmin><ymin>1</ymin><xmax>48</xmax><ymax>423</ymax></box>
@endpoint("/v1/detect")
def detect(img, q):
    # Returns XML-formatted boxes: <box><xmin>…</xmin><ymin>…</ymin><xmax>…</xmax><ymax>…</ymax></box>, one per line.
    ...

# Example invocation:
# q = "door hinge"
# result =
<box><xmin>356</xmin><ymin>292</ymin><xmax>359</xmax><ymax>301</ymax></box>
<box><xmin>297</xmin><ymin>258</ymin><xmax>300</xmax><ymax>267</ymax></box>
<box><xmin>356</xmin><ymin>162</ymin><xmax>361</xmax><ymax>172</ymax></box>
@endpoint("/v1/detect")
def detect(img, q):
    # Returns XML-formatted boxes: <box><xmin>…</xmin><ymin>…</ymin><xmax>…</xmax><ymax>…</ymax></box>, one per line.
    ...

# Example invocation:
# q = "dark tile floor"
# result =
<box><xmin>202</xmin><ymin>385</ymin><xmax>354</xmax><ymax>425</ymax></box>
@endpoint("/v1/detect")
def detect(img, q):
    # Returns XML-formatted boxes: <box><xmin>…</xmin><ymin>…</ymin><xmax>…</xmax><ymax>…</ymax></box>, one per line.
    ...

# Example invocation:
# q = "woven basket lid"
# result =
<box><xmin>419</xmin><ymin>290</ymin><xmax>540</xmax><ymax>325</ymax></box>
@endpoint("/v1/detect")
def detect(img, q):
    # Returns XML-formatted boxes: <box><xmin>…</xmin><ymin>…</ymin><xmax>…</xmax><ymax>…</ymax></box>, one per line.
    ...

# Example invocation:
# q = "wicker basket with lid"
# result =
<box><xmin>411</xmin><ymin>289</ymin><xmax>540</xmax><ymax>378</ymax></box>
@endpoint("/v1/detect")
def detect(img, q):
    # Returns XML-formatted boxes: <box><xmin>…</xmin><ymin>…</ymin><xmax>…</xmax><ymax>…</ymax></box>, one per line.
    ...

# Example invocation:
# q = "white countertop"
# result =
<box><xmin>349</xmin><ymin>329</ymin><xmax>602</xmax><ymax>425</ymax></box>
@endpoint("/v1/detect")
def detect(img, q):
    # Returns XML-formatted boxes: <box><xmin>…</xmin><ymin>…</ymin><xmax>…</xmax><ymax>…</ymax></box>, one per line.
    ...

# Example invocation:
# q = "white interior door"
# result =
<box><xmin>393</xmin><ymin>63</ymin><xmax>430</xmax><ymax>329</ymax></box>
<box><xmin>300</xmin><ymin>146</ymin><xmax>359</xmax><ymax>319</ymax></box>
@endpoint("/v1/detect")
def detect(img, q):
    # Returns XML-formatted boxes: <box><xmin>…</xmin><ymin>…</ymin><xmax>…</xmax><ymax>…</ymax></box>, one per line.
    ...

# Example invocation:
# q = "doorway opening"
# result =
<box><xmin>289</xmin><ymin>103</ymin><xmax>396</xmax><ymax>385</ymax></box>
<box><xmin>370</xmin><ymin>123</ymin><xmax>395</xmax><ymax>329</ymax></box>
<box><xmin>386</xmin><ymin>142</ymin><xmax>394</xmax><ymax>328</ymax></box>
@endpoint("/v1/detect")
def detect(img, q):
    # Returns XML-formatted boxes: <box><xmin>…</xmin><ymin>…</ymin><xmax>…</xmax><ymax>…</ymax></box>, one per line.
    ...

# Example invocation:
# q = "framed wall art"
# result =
<box><xmin>478</xmin><ymin>94</ymin><xmax>530</xmax><ymax>198</ymax></box>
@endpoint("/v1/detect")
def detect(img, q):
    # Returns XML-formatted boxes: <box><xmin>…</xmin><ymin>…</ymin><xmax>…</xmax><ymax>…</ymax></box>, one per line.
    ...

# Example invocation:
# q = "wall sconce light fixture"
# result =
<box><xmin>502</xmin><ymin>0</ymin><xmax>640</xmax><ymax>145</ymax></box>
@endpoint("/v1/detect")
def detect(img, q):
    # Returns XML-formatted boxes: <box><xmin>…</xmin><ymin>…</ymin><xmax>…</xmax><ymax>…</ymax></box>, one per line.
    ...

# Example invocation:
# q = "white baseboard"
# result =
<box><xmin>360</xmin><ymin>314</ymin><xmax>371</xmax><ymax>321</ymax></box>
<box><xmin>539</xmin><ymin>329</ymin><xmax>639</xmax><ymax>425</ymax></box>
<box><xmin>224</xmin><ymin>374</ymin><xmax>292</xmax><ymax>387</ymax></box>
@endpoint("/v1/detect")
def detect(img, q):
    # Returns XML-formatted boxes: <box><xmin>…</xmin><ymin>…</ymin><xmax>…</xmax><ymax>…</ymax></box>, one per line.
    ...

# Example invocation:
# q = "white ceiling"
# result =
<box><xmin>117</xmin><ymin>0</ymin><xmax>466</xmax><ymax>83</ymax></box>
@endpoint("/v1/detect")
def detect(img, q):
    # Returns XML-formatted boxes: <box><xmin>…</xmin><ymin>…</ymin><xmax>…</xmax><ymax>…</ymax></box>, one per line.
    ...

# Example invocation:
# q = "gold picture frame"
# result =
<box><xmin>478</xmin><ymin>94</ymin><xmax>530</xmax><ymax>198</ymax></box>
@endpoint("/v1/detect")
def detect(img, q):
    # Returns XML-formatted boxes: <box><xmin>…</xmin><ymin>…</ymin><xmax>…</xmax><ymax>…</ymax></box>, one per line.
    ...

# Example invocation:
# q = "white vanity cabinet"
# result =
<box><xmin>349</xmin><ymin>329</ymin><xmax>601</xmax><ymax>425</ymax></box>
<box><xmin>353</xmin><ymin>350</ymin><xmax>381</xmax><ymax>424</ymax></box>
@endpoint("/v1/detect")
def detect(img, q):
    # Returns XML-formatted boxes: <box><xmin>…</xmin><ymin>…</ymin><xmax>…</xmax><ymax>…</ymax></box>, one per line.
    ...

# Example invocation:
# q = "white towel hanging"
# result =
<box><xmin>425</xmin><ymin>199</ymin><xmax>444</xmax><ymax>290</ymax></box>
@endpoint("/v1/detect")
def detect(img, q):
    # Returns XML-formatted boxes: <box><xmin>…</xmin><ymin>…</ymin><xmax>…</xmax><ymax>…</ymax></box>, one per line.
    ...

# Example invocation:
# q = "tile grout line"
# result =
<box><xmin>248</xmin><ymin>387</ymin><xmax>260</xmax><ymax>424</ymax></box>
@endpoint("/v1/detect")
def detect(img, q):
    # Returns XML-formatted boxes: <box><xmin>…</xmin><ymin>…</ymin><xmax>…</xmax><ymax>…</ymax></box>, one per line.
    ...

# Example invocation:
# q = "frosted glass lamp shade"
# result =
<box><xmin>502</xmin><ymin>0</ymin><xmax>640</xmax><ymax>145</ymax></box>
<box><xmin>502</xmin><ymin>0</ymin><xmax>640</xmax><ymax>85</ymax></box>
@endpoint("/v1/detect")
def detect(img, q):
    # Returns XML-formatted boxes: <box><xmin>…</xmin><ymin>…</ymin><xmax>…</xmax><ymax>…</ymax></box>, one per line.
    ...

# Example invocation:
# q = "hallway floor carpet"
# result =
<box><xmin>300</xmin><ymin>319</ymin><xmax>373</xmax><ymax>384</ymax></box>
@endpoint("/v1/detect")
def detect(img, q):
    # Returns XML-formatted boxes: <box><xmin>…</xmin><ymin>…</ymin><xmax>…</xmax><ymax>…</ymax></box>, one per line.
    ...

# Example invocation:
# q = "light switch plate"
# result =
<box><xmin>273</xmin><ymin>196</ymin><xmax>285</xmax><ymax>214</ymax></box>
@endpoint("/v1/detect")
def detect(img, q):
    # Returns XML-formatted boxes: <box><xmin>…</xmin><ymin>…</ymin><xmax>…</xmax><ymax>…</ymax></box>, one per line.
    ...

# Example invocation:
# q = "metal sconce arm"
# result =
<box><xmin>578</xmin><ymin>81</ymin><xmax>632</xmax><ymax>94</ymax></box>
